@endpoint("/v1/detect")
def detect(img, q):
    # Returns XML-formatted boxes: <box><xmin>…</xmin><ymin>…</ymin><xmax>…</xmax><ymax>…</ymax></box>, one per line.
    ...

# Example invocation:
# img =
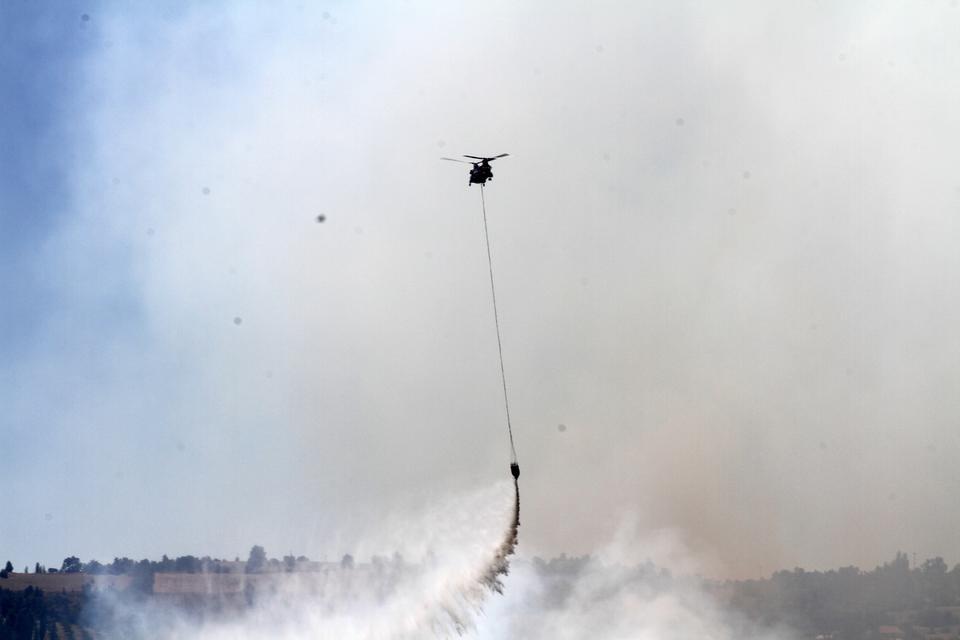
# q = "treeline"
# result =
<box><xmin>1</xmin><ymin>545</ymin><xmax>322</xmax><ymax>580</ymax></box>
<box><xmin>724</xmin><ymin>552</ymin><xmax>960</xmax><ymax>637</ymax></box>
<box><xmin>2</xmin><ymin>555</ymin><xmax>239</xmax><ymax>577</ymax></box>
<box><xmin>83</xmin><ymin>555</ymin><xmax>236</xmax><ymax>575</ymax></box>
<box><xmin>525</xmin><ymin>551</ymin><xmax>960</xmax><ymax>639</ymax></box>
<box><xmin>0</xmin><ymin>545</ymin><xmax>317</xmax><ymax>638</ymax></box>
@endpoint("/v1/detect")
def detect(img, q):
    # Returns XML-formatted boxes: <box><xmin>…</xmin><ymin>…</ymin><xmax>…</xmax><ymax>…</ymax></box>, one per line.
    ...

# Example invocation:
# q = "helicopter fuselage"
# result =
<box><xmin>469</xmin><ymin>161</ymin><xmax>493</xmax><ymax>185</ymax></box>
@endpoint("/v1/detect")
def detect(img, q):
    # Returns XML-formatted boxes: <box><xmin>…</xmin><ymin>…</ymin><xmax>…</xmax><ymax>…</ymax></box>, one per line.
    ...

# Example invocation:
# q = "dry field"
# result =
<box><xmin>0</xmin><ymin>572</ymin><xmax>131</xmax><ymax>592</ymax></box>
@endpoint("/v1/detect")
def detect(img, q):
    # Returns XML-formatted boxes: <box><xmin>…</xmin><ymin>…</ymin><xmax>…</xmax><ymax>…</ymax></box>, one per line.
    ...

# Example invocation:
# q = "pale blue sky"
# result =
<box><xmin>1</xmin><ymin>2</ymin><xmax>98</xmax><ymax>359</ymax></box>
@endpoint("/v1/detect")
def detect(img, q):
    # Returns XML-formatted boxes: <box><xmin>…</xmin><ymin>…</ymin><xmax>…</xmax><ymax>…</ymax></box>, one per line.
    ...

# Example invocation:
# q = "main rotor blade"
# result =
<box><xmin>441</xmin><ymin>157</ymin><xmax>473</xmax><ymax>164</ymax></box>
<box><xmin>463</xmin><ymin>153</ymin><xmax>509</xmax><ymax>161</ymax></box>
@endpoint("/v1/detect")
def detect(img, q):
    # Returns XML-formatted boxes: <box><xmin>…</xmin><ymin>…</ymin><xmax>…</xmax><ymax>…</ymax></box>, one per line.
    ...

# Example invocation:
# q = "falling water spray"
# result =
<box><xmin>478</xmin><ymin>478</ymin><xmax>520</xmax><ymax>596</ymax></box>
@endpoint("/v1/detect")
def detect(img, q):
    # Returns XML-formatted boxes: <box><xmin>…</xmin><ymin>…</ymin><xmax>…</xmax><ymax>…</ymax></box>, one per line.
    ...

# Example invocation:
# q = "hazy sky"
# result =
<box><xmin>4</xmin><ymin>1</ymin><xmax>960</xmax><ymax>579</ymax></box>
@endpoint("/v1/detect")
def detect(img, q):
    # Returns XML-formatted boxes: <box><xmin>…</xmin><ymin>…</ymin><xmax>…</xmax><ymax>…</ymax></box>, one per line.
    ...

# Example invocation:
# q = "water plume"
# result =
<box><xmin>438</xmin><ymin>477</ymin><xmax>521</xmax><ymax>636</ymax></box>
<box><xmin>84</xmin><ymin>480</ymin><xmax>521</xmax><ymax>639</ymax></box>
<box><xmin>477</xmin><ymin>479</ymin><xmax>520</xmax><ymax>596</ymax></box>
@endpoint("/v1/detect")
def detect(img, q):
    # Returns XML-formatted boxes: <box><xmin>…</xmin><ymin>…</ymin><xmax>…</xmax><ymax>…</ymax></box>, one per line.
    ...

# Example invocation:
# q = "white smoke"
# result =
<box><xmin>476</xmin><ymin>536</ymin><xmax>795</xmax><ymax>640</ymax></box>
<box><xmin>86</xmin><ymin>481</ymin><xmax>519</xmax><ymax>639</ymax></box>
<box><xmin>83</xmin><ymin>491</ymin><xmax>796</xmax><ymax>640</ymax></box>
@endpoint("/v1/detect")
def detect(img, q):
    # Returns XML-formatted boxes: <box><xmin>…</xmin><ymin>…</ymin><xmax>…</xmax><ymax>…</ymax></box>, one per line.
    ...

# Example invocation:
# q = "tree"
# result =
<box><xmin>110</xmin><ymin>557</ymin><xmax>134</xmax><ymax>575</ymax></box>
<box><xmin>920</xmin><ymin>556</ymin><xmax>951</xmax><ymax>606</ymax></box>
<box><xmin>174</xmin><ymin>555</ymin><xmax>200</xmax><ymax>573</ymax></box>
<box><xmin>245</xmin><ymin>545</ymin><xmax>266</xmax><ymax>574</ymax></box>
<box><xmin>60</xmin><ymin>556</ymin><xmax>82</xmax><ymax>574</ymax></box>
<box><xmin>35</xmin><ymin>562</ymin><xmax>41</xmax><ymax>574</ymax></box>
<box><xmin>341</xmin><ymin>554</ymin><xmax>354</xmax><ymax>570</ymax></box>
<box><xmin>922</xmin><ymin>557</ymin><xmax>948</xmax><ymax>575</ymax></box>
<box><xmin>3</xmin><ymin>561</ymin><xmax>12</xmax><ymax>573</ymax></box>
<box><xmin>130</xmin><ymin>559</ymin><xmax>155</xmax><ymax>593</ymax></box>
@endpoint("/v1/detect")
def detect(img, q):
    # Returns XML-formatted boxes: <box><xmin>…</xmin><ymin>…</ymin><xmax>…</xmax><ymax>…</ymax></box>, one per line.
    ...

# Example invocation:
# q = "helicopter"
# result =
<box><xmin>442</xmin><ymin>154</ymin><xmax>509</xmax><ymax>186</ymax></box>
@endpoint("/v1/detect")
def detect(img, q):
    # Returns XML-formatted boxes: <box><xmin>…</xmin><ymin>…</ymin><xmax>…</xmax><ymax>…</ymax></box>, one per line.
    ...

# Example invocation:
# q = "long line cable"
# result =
<box><xmin>479</xmin><ymin>184</ymin><xmax>517</xmax><ymax>463</ymax></box>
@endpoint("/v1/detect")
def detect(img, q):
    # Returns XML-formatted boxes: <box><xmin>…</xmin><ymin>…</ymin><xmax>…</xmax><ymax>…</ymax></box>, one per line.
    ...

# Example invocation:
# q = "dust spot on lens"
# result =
<box><xmin>81</xmin><ymin>13</ymin><xmax>90</xmax><ymax>22</ymax></box>
<box><xmin>202</xmin><ymin>187</ymin><xmax>211</xmax><ymax>195</ymax></box>
<box><xmin>233</xmin><ymin>316</ymin><xmax>243</xmax><ymax>326</ymax></box>
<box><xmin>147</xmin><ymin>228</ymin><xmax>155</xmax><ymax>237</ymax></box>
<box><xmin>558</xmin><ymin>423</ymin><xmax>567</xmax><ymax>432</ymax></box>
<box><xmin>675</xmin><ymin>117</ymin><xmax>685</xmax><ymax>126</ymax></box>
<box><xmin>742</xmin><ymin>171</ymin><xmax>751</xmax><ymax>180</ymax></box>
<box><xmin>316</xmin><ymin>214</ymin><xmax>326</xmax><ymax>223</ymax></box>
<box><xmin>727</xmin><ymin>208</ymin><xmax>737</xmax><ymax>216</ymax></box>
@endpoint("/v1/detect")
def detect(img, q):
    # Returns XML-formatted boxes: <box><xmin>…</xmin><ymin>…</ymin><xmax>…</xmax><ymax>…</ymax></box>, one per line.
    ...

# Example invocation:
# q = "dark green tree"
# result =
<box><xmin>174</xmin><ymin>555</ymin><xmax>201</xmax><ymax>573</ymax></box>
<box><xmin>2</xmin><ymin>561</ymin><xmax>12</xmax><ymax>573</ymax></box>
<box><xmin>109</xmin><ymin>557</ymin><xmax>134</xmax><ymax>574</ymax></box>
<box><xmin>60</xmin><ymin>556</ymin><xmax>82</xmax><ymax>573</ymax></box>
<box><xmin>245</xmin><ymin>545</ymin><xmax>266</xmax><ymax>574</ymax></box>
